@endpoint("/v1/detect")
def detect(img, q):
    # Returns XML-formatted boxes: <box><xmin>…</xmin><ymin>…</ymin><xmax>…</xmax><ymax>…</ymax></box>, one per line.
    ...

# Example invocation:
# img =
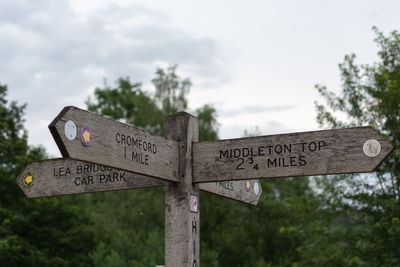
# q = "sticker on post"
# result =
<box><xmin>363</xmin><ymin>139</ymin><xmax>381</xmax><ymax>157</ymax></box>
<box><xmin>245</xmin><ymin>181</ymin><xmax>251</xmax><ymax>192</ymax></box>
<box><xmin>254</xmin><ymin>181</ymin><xmax>260</xmax><ymax>196</ymax></box>
<box><xmin>23</xmin><ymin>172</ymin><xmax>34</xmax><ymax>188</ymax></box>
<box><xmin>81</xmin><ymin>126</ymin><xmax>92</xmax><ymax>147</ymax></box>
<box><xmin>190</xmin><ymin>195</ymin><xmax>198</xmax><ymax>213</ymax></box>
<box><xmin>64</xmin><ymin>120</ymin><xmax>77</xmax><ymax>141</ymax></box>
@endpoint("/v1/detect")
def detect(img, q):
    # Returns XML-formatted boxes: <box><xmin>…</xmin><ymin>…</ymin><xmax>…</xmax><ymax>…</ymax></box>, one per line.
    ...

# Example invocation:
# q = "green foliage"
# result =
<box><xmin>200</xmin><ymin>177</ymin><xmax>315</xmax><ymax>267</ymax></box>
<box><xmin>86</xmin><ymin>65</ymin><xmax>219</xmax><ymax>141</ymax></box>
<box><xmin>87</xmin><ymin>189</ymin><xmax>165</xmax><ymax>267</ymax></box>
<box><xmin>153</xmin><ymin>64</ymin><xmax>191</xmax><ymax>115</ymax></box>
<box><xmin>85</xmin><ymin>65</ymin><xmax>220</xmax><ymax>266</ymax></box>
<box><xmin>310</xmin><ymin>27</ymin><xmax>400</xmax><ymax>266</ymax></box>
<box><xmin>0</xmin><ymin>85</ymin><xmax>95</xmax><ymax>266</ymax></box>
<box><xmin>8</xmin><ymin>35</ymin><xmax>399</xmax><ymax>264</ymax></box>
<box><xmin>85</xmin><ymin>65</ymin><xmax>327</xmax><ymax>266</ymax></box>
<box><xmin>196</xmin><ymin>104</ymin><xmax>219</xmax><ymax>142</ymax></box>
<box><xmin>86</xmin><ymin>78</ymin><xmax>164</xmax><ymax>135</ymax></box>
<box><xmin>243</xmin><ymin>126</ymin><xmax>262</xmax><ymax>138</ymax></box>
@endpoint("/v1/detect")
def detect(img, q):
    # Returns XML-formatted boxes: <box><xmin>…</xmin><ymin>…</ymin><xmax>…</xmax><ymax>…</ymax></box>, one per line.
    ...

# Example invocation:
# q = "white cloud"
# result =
<box><xmin>1</xmin><ymin>0</ymin><xmax>400</xmax><ymax>156</ymax></box>
<box><xmin>220</xmin><ymin>105</ymin><xmax>295</xmax><ymax>117</ymax></box>
<box><xmin>1</xmin><ymin>0</ymin><xmax>227</xmax><ymax>99</ymax></box>
<box><xmin>0</xmin><ymin>0</ymin><xmax>228</xmax><ymax>155</ymax></box>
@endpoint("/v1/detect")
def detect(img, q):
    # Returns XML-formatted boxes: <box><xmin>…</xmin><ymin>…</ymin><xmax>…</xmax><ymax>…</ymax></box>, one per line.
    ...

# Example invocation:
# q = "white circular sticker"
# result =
<box><xmin>254</xmin><ymin>182</ymin><xmax>260</xmax><ymax>196</ymax></box>
<box><xmin>363</xmin><ymin>139</ymin><xmax>381</xmax><ymax>157</ymax></box>
<box><xmin>64</xmin><ymin>120</ymin><xmax>77</xmax><ymax>141</ymax></box>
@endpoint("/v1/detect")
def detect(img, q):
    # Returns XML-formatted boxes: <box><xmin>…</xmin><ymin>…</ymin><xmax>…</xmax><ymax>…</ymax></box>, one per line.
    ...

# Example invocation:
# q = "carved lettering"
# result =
<box><xmin>53</xmin><ymin>167</ymin><xmax>71</xmax><ymax>177</ymax></box>
<box><xmin>74</xmin><ymin>176</ymin><xmax>94</xmax><ymax>186</ymax></box>
<box><xmin>115</xmin><ymin>132</ymin><xmax>157</xmax><ymax>154</ymax></box>
<box><xmin>219</xmin><ymin>140</ymin><xmax>326</xmax><ymax>171</ymax></box>
<box><xmin>76</xmin><ymin>164</ymin><xmax>111</xmax><ymax>174</ymax></box>
<box><xmin>131</xmin><ymin>151</ymin><xmax>149</xmax><ymax>165</ymax></box>
<box><xmin>217</xmin><ymin>181</ymin><xmax>234</xmax><ymax>191</ymax></box>
<box><xmin>266</xmin><ymin>156</ymin><xmax>307</xmax><ymax>168</ymax></box>
<box><xmin>219</xmin><ymin>144</ymin><xmax>295</xmax><ymax>159</ymax></box>
<box><xmin>98</xmin><ymin>172</ymin><xmax>128</xmax><ymax>184</ymax></box>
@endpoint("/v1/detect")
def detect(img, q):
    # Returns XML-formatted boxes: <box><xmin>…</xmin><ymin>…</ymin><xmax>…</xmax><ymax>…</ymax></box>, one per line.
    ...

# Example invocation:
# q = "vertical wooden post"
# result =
<box><xmin>165</xmin><ymin>112</ymin><xmax>200</xmax><ymax>267</ymax></box>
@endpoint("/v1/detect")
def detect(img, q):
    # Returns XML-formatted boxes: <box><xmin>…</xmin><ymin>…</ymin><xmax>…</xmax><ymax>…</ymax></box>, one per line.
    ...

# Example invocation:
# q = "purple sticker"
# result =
<box><xmin>245</xmin><ymin>181</ymin><xmax>251</xmax><ymax>192</ymax></box>
<box><xmin>80</xmin><ymin>126</ymin><xmax>92</xmax><ymax>147</ymax></box>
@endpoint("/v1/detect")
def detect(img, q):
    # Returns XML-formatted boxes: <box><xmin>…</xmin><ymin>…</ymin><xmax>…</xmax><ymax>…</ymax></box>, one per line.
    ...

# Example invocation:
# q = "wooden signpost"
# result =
<box><xmin>17</xmin><ymin>158</ymin><xmax>165</xmax><ymax>198</ymax></box>
<box><xmin>200</xmin><ymin>180</ymin><xmax>261</xmax><ymax>205</ymax></box>
<box><xmin>49</xmin><ymin>106</ymin><xmax>179</xmax><ymax>182</ymax></box>
<box><xmin>17</xmin><ymin>106</ymin><xmax>393</xmax><ymax>266</ymax></box>
<box><xmin>17</xmin><ymin>158</ymin><xmax>261</xmax><ymax>204</ymax></box>
<box><xmin>193</xmin><ymin>127</ymin><xmax>393</xmax><ymax>183</ymax></box>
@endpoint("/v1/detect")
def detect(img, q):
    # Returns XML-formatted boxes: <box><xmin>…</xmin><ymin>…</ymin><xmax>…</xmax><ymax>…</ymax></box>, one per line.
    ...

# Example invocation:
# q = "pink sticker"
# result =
<box><xmin>190</xmin><ymin>195</ymin><xmax>198</xmax><ymax>213</ymax></box>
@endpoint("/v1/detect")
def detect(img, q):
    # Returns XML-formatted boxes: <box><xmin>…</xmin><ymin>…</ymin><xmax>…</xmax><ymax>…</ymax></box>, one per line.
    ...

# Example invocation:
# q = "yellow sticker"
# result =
<box><xmin>23</xmin><ymin>172</ymin><xmax>34</xmax><ymax>188</ymax></box>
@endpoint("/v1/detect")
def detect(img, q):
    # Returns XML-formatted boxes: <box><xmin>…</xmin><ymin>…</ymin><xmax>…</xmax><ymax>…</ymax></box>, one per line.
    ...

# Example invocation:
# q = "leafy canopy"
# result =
<box><xmin>84</xmin><ymin>65</ymin><xmax>315</xmax><ymax>266</ymax></box>
<box><xmin>0</xmin><ymin>85</ymin><xmax>95</xmax><ymax>267</ymax></box>
<box><xmin>308</xmin><ymin>27</ymin><xmax>400</xmax><ymax>266</ymax></box>
<box><xmin>87</xmin><ymin>64</ymin><xmax>219</xmax><ymax>141</ymax></box>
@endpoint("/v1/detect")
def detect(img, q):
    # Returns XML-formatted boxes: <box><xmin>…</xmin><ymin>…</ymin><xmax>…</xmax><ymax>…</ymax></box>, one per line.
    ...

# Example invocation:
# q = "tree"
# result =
<box><xmin>85</xmin><ymin>65</ymin><xmax>319</xmax><ymax>266</ymax></box>
<box><xmin>303</xmin><ymin>27</ymin><xmax>400</xmax><ymax>266</ymax></box>
<box><xmin>200</xmin><ymin>175</ymin><xmax>315</xmax><ymax>267</ymax></box>
<box><xmin>152</xmin><ymin>64</ymin><xmax>191</xmax><ymax>116</ymax></box>
<box><xmin>87</xmin><ymin>65</ymin><xmax>219</xmax><ymax>140</ymax></box>
<box><xmin>86</xmin><ymin>77</ymin><xmax>164</xmax><ymax>135</ymax></box>
<box><xmin>85</xmin><ymin>65</ymin><xmax>219</xmax><ymax>266</ymax></box>
<box><xmin>196</xmin><ymin>104</ymin><xmax>219</xmax><ymax>142</ymax></box>
<box><xmin>198</xmin><ymin>124</ymin><xmax>314</xmax><ymax>266</ymax></box>
<box><xmin>0</xmin><ymin>84</ymin><xmax>95</xmax><ymax>267</ymax></box>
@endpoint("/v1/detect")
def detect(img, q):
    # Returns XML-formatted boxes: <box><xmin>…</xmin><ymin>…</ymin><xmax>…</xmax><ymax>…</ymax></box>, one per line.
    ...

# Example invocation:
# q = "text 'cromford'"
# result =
<box><xmin>115</xmin><ymin>133</ymin><xmax>158</xmax><ymax>154</ymax></box>
<box><xmin>115</xmin><ymin>132</ymin><xmax>159</xmax><ymax>166</ymax></box>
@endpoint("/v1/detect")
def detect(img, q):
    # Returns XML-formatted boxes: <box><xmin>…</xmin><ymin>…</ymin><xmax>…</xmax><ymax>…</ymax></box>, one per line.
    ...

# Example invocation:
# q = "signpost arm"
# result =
<box><xmin>165</xmin><ymin>112</ymin><xmax>200</xmax><ymax>267</ymax></box>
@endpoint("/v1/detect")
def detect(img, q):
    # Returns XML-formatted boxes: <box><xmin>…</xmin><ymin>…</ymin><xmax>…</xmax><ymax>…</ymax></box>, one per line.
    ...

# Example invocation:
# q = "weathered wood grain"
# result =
<box><xmin>165</xmin><ymin>112</ymin><xmax>200</xmax><ymax>267</ymax></box>
<box><xmin>16</xmin><ymin>157</ymin><xmax>262</xmax><ymax>204</ymax></box>
<box><xmin>193</xmin><ymin>127</ymin><xmax>393</xmax><ymax>183</ymax></box>
<box><xmin>199</xmin><ymin>180</ymin><xmax>262</xmax><ymax>205</ymax></box>
<box><xmin>49</xmin><ymin>106</ymin><xmax>179</xmax><ymax>182</ymax></box>
<box><xmin>16</xmin><ymin>158</ymin><xmax>166</xmax><ymax>198</ymax></box>
<box><xmin>17</xmin><ymin>108</ymin><xmax>396</xmax><ymax>267</ymax></box>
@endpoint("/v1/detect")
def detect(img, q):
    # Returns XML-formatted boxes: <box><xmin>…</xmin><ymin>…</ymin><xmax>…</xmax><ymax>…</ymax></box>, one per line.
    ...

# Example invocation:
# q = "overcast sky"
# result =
<box><xmin>1</xmin><ymin>0</ymin><xmax>400</xmax><ymax>156</ymax></box>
